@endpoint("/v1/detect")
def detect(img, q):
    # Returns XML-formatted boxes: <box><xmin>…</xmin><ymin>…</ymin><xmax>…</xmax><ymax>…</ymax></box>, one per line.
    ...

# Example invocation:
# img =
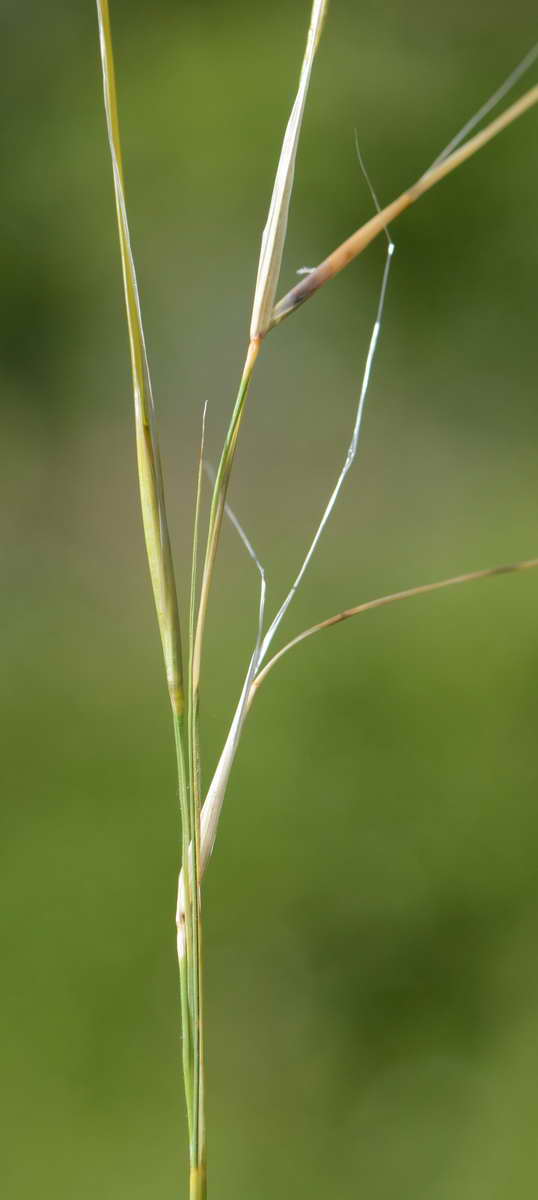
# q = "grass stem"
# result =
<box><xmin>192</xmin><ymin>337</ymin><xmax>261</xmax><ymax>694</ymax></box>
<box><xmin>96</xmin><ymin>0</ymin><xmax>204</xmax><ymax>1186</ymax></box>
<box><xmin>189</xmin><ymin>1165</ymin><xmax>207</xmax><ymax>1200</ymax></box>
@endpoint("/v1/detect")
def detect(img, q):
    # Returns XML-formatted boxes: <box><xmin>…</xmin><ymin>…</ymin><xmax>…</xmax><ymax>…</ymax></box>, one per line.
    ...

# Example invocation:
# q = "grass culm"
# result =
<box><xmin>95</xmin><ymin>3</ymin><xmax>538</xmax><ymax>1195</ymax></box>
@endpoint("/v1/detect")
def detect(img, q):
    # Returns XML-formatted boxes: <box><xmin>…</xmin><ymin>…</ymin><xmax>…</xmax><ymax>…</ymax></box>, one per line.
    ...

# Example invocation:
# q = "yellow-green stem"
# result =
<box><xmin>189</xmin><ymin>1164</ymin><xmax>207</xmax><ymax>1200</ymax></box>
<box><xmin>173</xmin><ymin>705</ymin><xmax>204</xmax><ymax>1173</ymax></box>
<box><xmin>173</xmin><ymin>708</ymin><xmax>195</xmax><ymax>1146</ymax></box>
<box><xmin>192</xmin><ymin>337</ymin><xmax>261</xmax><ymax>694</ymax></box>
<box><xmin>187</xmin><ymin>402</ymin><xmax>208</xmax><ymax>1174</ymax></box>
<box><xmin>97</xmin><ymin>3</ymin><xmax>198</xmax><ymax>1173</ymax></box>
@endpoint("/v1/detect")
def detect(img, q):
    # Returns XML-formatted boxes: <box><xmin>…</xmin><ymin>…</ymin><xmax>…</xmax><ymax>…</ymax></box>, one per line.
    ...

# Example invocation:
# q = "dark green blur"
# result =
<box><xmin>3</xmin><ymin>2</ymin><xmax>538</xmax><ymax>1196</ymax></box>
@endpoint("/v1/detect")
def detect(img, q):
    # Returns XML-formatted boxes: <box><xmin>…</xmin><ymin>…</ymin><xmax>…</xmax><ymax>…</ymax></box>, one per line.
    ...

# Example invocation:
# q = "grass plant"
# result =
<box><xmin>95</xmin><ymin>3</ymin><xmax>538</xmax><ymax>1195</ymax></box>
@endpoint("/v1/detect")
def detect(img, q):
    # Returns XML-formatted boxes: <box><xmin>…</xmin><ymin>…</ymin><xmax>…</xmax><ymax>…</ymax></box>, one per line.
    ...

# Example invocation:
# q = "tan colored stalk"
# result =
<box><xmin>270</xmin><ymin>83</ymin><xmax>538</xmax><ymax>327</ymax></box>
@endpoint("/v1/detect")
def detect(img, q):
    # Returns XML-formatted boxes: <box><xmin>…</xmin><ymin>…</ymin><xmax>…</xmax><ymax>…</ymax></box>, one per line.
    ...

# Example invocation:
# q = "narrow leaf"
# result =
<box><xmin>249</xmin><ymin>0</ymin><xmax>329</xmax><ymax>339</ymax></box>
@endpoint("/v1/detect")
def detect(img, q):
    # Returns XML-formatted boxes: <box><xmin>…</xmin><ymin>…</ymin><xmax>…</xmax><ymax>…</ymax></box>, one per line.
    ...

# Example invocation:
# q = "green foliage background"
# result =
<box><xmin>3</xmin><ymin>2</ymin><xmax>538</xmax><ymax>1196</ymax></box>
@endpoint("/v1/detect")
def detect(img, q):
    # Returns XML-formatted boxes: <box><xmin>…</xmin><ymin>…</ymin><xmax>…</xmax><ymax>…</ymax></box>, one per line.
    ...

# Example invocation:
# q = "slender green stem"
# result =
<box><xmin>173</xmin><ymin>709</ymin><xmax>195</xmax><ymax>1145</ymax></box>
<box><xmin>189</xmin><ymin>1165</ymin><xmax>207</xmax><ymax>1200</ymax></box>
<box><xmin>186</xmin><ymin>407</ymin><xmax>208</xmax><ymax>1178</ymax></box>
<box><xmin>96</xmin><ymin>5</ymin><xmax>201</xmax><ymax>1182</ymax></box>
<box><xmin>178</xmin><ymin>955</ymin><xmax>193</xmax><ymax>1145</ymax></box>
<box><xmin>184</xmin><ymin>342</ymin><xmax>264</xmax><ymax>1185</ymax></box>
<box><xmin>192</xmin><ymin>337</ymin><xmax>261</xmax><ymax>695</ymax></box>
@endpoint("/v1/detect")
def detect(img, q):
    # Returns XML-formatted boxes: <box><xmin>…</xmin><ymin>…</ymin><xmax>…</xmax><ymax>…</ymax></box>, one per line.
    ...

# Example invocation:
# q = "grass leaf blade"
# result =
<box><xmin>249</xmin><ymin>0</ymin><xmax>329</xmax><ymax>339</ymax></box>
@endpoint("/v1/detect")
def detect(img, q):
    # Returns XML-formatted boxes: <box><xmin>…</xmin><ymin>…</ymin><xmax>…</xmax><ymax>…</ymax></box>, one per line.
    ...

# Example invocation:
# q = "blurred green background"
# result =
<box><xmin>3</xmin><ymin>2</ymin><xmax>538</xmax><ymax>1196</ymax></box>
